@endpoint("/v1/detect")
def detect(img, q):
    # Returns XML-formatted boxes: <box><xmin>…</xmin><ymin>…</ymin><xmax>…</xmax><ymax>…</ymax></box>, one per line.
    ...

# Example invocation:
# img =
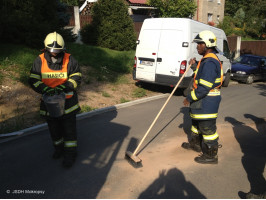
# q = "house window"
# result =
<box><xmin>217</xmin><ymin>15</ymin><xmax>220</xmax><ymax>23</ymax></box>
<box><xmin>208</xmin><ymin>13</ymin><xmax>213</xmax><ymax>22</ymax></box>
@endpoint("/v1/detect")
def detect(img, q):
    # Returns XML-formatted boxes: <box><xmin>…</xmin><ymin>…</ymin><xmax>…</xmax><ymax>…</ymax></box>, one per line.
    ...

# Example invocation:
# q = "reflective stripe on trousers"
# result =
<box><xmin>64</xmin><ymin>141</ymin><xmax>77</xmax><ymax>148</ymax></box>
<box><xmin>54</xmin><ymin>138</ymin><xmax>64</xmax><ymax>146</ymax></box>
<box><xmin>190</xmin><ymin>113</ymin><xmax>218</xmax><ymax>119</ymax></box>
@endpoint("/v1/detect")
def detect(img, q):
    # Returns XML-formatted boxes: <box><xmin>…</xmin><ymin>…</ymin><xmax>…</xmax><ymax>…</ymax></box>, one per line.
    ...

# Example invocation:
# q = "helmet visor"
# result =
<box><xmin>46</xmin><ymin>41</ymin><xmax>64</xmax><ymax>53</ymax></box>
<box><xmin>192</xmin><ymin>33</ymin><xmax>204</xmax><ymax>44</ymax></box>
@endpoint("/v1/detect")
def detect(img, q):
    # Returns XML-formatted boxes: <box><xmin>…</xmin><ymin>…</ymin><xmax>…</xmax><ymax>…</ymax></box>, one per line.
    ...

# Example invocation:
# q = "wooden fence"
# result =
<box><xmin>227</xmin><ymin>36</ymin><xmax>266</xmax><ymax>57</ymax></box>
<box><xmin>240</xmin><ymin>41</ymin><xmax>266</xmax><ymax>56</ymax></box>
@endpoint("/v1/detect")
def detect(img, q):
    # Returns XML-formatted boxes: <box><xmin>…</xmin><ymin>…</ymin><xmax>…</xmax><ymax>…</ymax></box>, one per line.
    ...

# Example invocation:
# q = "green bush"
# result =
<box><xmin>80</xmin><ymin>24</ymin><xmax>97</xmax><ymax>45</ymax></box>
<box><xmin>81</xmin><ymin>0</ymin><xmax>137</xmax><ymax>51</ymax></box>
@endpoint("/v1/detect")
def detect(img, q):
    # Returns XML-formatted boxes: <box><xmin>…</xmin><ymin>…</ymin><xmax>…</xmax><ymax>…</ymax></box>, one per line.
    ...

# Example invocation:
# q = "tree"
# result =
<box><xmin>217</xmin><ymin>16</ymin><xmax>235</xmax><ymax>36</ymax></box>
<box><xmin>233</xmin><ymin>8</ymin><xmax>245</xmax><ymax>28</ymax></box>
<box><xmin>0</xmin><ymin>0</ymin><xmax>74</xmax><ymax>48</ymax></box>
<box><xmin>147</xmin><ymin>0</ymin><xmax>197</xmax><ymax>18</ymax></box>
<box><xmin>59</xmin><ymin>0</ymin><xmax>79</xmax><ymax>6</ymax></box>
<box><xmin>81</xmin><ymin>0</ymin><xmax>136</xmax><ymax>51</ymax></box>
<box><xmin>224</xmin><ymin>0</ymin><xmax>245</xmax><ymax>17</ymax></box>
<box><xmin>224</xmin><ymin>0</ymin><xmax>266</xmax><ymax>39</ymax></box>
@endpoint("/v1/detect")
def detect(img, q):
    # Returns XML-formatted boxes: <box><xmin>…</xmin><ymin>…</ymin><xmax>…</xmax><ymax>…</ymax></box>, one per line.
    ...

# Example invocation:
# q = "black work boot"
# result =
<box><xmin>52</xmin><ymin>144</ymin><xmax>64</xmax><ymax>159</ymax></box>
<box><xmin>181</xmin><ymin>135</ymin><xmax>201</xmax><ymax>152</ymax></box>
<box><xmin>62</xmin><ymin>150</ymin><xmax>77</xmax><ymax>168</ymax></box>
<box><xmin>194</xmin><ymin>144</ymin><xmax>218</xmax><ymax>164</ymax></box>
<box><xmin>246</xmin><ymin>192</ymin><xmax>266</xmax><ymax>199</ymax></box>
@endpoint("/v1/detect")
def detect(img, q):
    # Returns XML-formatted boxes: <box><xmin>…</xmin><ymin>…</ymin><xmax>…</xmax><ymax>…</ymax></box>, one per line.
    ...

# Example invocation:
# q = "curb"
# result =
<box><xmin>0</xmin><ymin>93</ymin><xmax>169</xmax><ymax>144</ymax></box>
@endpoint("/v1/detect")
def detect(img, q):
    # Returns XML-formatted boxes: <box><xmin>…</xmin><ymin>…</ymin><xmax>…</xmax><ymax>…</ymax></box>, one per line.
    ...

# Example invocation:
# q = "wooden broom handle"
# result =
<box><xmin>133</xmin><ymin>64</ymin><xmax>192</xmax><ymax>155</ymax></box>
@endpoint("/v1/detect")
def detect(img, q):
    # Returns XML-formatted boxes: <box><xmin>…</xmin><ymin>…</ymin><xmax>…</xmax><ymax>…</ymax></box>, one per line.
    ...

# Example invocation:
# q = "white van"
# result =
<box><xmin>133</xmin><ymin>18</ymin><xmax>231</xmax><ymax>90</ymax></box>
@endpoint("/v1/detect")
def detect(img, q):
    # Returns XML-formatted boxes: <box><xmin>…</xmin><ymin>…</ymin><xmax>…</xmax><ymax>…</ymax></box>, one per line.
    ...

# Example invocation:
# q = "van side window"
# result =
<box><xmin>223</xmin><ymin>40</ymin><xmax>230</xmax><ymax>59</ymax></box>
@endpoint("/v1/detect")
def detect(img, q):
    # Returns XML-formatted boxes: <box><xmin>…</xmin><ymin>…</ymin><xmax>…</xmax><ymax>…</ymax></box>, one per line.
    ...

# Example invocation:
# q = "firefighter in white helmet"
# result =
<box><xmin>182</xmin><ymin>30</ymin><xmax>223</xmax><ymax>164</ymax></box>
<box><xmin>29</xmin><ymin>32</ymin><xmax>82</xmax><ymax>168</ymax></box>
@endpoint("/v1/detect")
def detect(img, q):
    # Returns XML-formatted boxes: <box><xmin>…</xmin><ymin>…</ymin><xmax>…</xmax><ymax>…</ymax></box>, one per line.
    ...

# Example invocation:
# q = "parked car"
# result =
<box><xmin>230</xmin><ymin>54</ymin><xmax>266</xmax><ymax>84</ymax></box>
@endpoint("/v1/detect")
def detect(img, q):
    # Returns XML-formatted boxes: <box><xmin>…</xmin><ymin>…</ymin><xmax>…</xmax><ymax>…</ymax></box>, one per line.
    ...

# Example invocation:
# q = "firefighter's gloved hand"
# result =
<box><xmin>55</xmin><ymin>85</ymin><xmax>67</xmax><ymax>94</ymax></box>
<box><xmin>42</xmin><ymin>86</ymin><xmax>55</xmax><ymax>96</ymax></box>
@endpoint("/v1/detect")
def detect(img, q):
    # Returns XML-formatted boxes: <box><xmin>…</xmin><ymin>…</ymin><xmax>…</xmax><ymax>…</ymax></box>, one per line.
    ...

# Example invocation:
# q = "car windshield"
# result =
<box><xmin>234</xmin><ymin>55</ymin><xmax>261</xmax><ymax>67</ymax></box>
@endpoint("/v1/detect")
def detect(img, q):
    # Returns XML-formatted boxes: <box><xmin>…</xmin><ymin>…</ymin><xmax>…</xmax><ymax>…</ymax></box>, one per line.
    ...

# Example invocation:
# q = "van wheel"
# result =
<box><xmin>222</xmin><ymin>72</ymin><xmax>231</xmax><ymax>87</ymax></box>
<box><xmin>246</xmin><ymin>75</ymin><xmax>254</xmax><ymax>84</ymax></box>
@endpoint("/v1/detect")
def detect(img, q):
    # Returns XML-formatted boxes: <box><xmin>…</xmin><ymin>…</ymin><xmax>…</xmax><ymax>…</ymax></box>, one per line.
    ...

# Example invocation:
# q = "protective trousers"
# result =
<box><xmin>47</xmin><ymin>115</ymin><xmax>77</xmax><ymax>154</ymax></box>
<box><xmin>192</xmin><ymin>119</ymin><xmax>219</xmax><ymax>152</ymax></box>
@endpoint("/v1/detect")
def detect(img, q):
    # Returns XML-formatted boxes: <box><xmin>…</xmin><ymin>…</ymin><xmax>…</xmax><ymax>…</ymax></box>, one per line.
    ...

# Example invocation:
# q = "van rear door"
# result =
<box><xmin>135</xmin><ymin>29</ymin><xmax>161</xmax><ymax>82</ymax></box>
<box><xmin>156</xmin><ymin>30</ymin><xmax>184</xmax><ymax>77</ymax></box>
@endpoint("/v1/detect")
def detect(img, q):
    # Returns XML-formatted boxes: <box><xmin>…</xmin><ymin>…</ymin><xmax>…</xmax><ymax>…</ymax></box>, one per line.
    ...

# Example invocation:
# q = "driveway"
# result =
<box><xmin>0</xmin><ymin>82</ymin><xmax>265</xmax><ymax>199</ymax></box>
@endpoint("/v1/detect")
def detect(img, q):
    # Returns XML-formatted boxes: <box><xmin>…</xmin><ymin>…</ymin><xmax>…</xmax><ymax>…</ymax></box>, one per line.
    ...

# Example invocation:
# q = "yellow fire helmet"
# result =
<box><xmin>193</xmin><ymin>30</ymin><xmax>222</xmax><ymax>54</ymax></box>
<box><xmin>44</xmin><ymin>32</ymin><xmax>65</xmax><ymax>53</ymax></box>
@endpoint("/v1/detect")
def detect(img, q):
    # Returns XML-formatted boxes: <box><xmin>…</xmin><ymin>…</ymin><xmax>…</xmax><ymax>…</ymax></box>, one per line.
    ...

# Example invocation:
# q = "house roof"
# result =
<box><xmin>128</xmin><ymin>0</ymin><xmax>147</xmax><ymax>4</ymax></box>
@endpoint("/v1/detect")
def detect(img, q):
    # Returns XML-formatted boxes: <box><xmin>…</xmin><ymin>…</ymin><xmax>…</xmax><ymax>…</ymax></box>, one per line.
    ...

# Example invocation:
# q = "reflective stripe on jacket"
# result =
<box><xmin>193</xmin><ymin>53</ymin><xmax>223</xmax><ymax>90</ymax></box>
<box><xmin>187</xmin><ymin>53</ymin><xmax>223</xmax><ymax>120</ymax></box>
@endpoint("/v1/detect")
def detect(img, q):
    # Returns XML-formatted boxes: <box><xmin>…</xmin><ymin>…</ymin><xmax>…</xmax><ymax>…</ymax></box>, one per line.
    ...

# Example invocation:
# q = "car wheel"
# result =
<box><xmin>222</xmin><ymin>72</ymin><xmax>231</xmax><ymax>87</ymax></box>
<box><xmin>246</xmin><ymin>74</ymin><xmax>254</xmax><ymax>84</ymax></box>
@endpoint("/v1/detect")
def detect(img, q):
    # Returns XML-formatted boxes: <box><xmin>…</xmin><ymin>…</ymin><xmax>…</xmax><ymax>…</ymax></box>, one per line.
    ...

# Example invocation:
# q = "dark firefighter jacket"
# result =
<box><xmin>186</xmin><ymin>53</ymin><xmax>223</xmax><ymax>120</ymax></box>
<box><xmin>29</xmin><ymin>51</ymin><xmax>81</xmax><ymax>119</ymax></box>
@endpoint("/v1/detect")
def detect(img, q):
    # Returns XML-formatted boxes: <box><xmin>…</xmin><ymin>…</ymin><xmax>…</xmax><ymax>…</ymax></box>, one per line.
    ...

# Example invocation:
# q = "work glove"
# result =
<box><xmin>42</xmin><ymin>86</ymin><xmax>55</xmax><ymax>96</ymax></box>
<box><xmin>54</xmin><ymin>85</ymin><xmax>67</xmax><ymax>94</ymax></box>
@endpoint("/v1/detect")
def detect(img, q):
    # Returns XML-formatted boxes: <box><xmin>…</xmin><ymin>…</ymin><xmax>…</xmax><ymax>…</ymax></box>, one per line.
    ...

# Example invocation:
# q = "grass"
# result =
<box><xmin>80</xmin><ymin>105</ymin><xmax>97</xmax><ymax>113</ymax></box>
<box><xmin>132</xmin><ymin>88</ymin><xmax>147</xmax><ymax>98</ymax></box>
<box><xmin>0</xmin><ymin>42</ymin><xmax>135</xmax><ymax>85</ymax></box>
<box><xmin>120</xmin><ymin>97</ymin><xmax>130</xmax><ymax>103</ymax></box>
<box><xmin>0</xmin><ymin>44</ymin><xmax>39</xmax><ymax>85</ymax></box>
<box><xmin>102</xmin><ymin>91</ymin><xmax>111</xmax><ymax>97</ymax></box>
<box><xmin>67</xmin><ymin>43</ymin><xmax>135</xmax><ymax>74</ymax></box>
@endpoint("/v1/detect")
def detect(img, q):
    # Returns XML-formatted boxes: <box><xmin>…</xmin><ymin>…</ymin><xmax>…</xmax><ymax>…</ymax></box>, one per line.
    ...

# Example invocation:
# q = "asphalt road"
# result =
<box><xmin>0</xmin><ymin>82</ymin><xmax>265</xmax><ymax>199</ymax></box>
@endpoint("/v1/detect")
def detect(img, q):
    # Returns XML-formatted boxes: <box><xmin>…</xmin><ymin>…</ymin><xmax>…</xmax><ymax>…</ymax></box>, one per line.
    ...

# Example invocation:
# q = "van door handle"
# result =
<box><xmin>157</xmin><ymin>58</ymin><xmax>162</xmax><ymax>62</ymax></box>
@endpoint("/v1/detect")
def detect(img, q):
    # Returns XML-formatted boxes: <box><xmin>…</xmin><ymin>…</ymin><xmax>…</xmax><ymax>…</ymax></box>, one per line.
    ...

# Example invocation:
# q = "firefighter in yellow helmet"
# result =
<box><xmin>182</xmin><ymin>30</ymin><xmax>223</xmax><ymax>164</ymax></box>
<box><xmin>29</xmin><ymin>32</ymin><xmax>82</xmax><ymax>168</ymax></box>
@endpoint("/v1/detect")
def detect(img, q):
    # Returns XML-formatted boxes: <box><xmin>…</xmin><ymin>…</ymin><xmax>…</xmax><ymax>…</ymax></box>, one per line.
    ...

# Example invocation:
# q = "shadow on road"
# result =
<box><xmin>138</xmin><ymin>167</ymin><xmax>206</xmax><ymax>199</ymax></box>
<box><xmin>254</xmin><ymin>83</ymin><xmax>266</xmax><ymax>97</ymax></box>
<box><xmin>225</xmin><ymin>114</ymin><xmax>266</xmax><ymax>198</ymax></box>
<box><xmin>136</xmin><ymin>111</ymin><xmax>181</xmax><ymax>155</ymax></box>
<box><xmin>0</xmin><ymin>110</ymin><xmax>130</xmax><ymax>199</ymax></box>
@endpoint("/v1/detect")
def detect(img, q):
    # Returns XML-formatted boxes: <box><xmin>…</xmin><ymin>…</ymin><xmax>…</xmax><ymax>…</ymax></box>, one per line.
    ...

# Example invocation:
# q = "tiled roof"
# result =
<box><xmin>128</xmin><ymin>0</ymin><xmax>147</xmax><ymax>4</ymax></box>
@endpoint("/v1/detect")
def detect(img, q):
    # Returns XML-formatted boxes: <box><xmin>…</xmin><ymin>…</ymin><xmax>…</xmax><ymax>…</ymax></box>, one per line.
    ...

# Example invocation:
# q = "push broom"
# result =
<box><xmin>125</xmin><ymin>63</ymin><xmax>192</xmax><ymax>167</ymax></box>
